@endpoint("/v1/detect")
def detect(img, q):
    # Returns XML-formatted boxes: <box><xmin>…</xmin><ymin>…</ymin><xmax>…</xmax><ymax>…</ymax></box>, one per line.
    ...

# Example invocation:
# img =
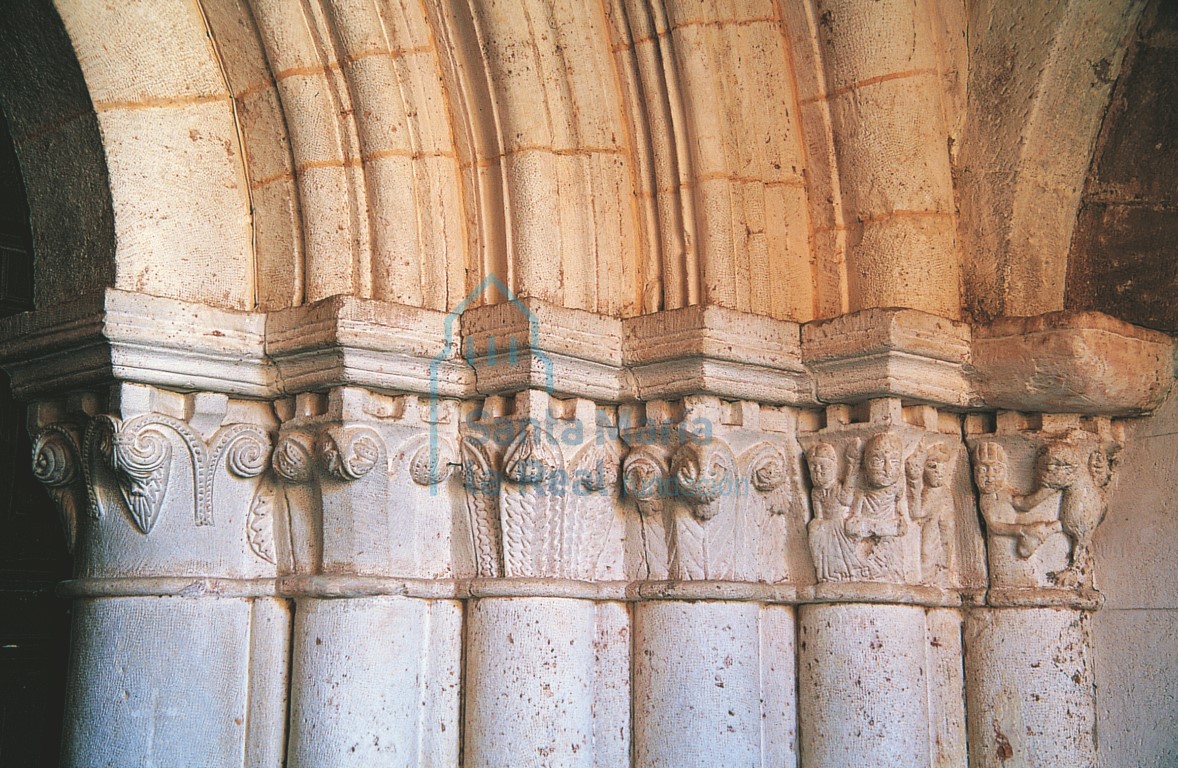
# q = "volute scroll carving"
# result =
<box><xmin>31</xmin><ymin>424</ymin><xmax>85</xmax><ymax>553</ymax></box>
<box><xmin>272</xmin><ymin>433</ymin><xmax>316</xmax><ymax>484</ymax></box>
<box><xmin>317</xmin><ymin>426</ymin><xmax>383</xmax><ymax>481</ymax></box>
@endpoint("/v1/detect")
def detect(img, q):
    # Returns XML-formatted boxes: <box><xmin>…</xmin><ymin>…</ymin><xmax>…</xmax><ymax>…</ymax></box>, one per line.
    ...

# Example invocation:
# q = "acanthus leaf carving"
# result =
<box><xmin>80</xmin><ymin>411</ymin><xmax>274</xmax><ymax>535</ymax></box>
<box><xmin>460</xmin><ymin>436</ymin><xmax>501</xmax><ymax>578</ymax></box>
<box><xmin>746</xmin><ymin>442</ymin><xmax>797</xmax><ymax>516</ymax></box>
<box><xmin>669</xmin><ymin>440</ymin><xmax>738</xmax><ymax>579</ymax></box>
<box><xmin>743</xmin><ymin>441</ymin><xmax>802</xmax><ymax>583</ymax></box>
<box><xmin>500</xmin><ymin>424</ymin><xmax>565</xmax><ymax>577</ymax></box>
<box><xmin>31</xmin><ymin>425</ymin><xmax>84</xmax><ymax>553</ymax></box>
<box><xmin>566</xmin><ymin>442</ymin><xmax>620</xmax><ymax>580</ymax></box>
<box><xmin>108</xmin><ymin>418</ymin><xmax>174</xmax><ymax>535</ymax></box>
<box><xmin>622</xmin><ymin>446</ymin><xmax>672</xmax><ymax>579</ymax></box>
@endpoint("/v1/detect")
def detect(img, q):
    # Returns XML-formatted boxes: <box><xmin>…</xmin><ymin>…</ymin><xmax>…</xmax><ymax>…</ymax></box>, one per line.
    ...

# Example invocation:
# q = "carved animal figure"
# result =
<box><xmin>1048</xmin><ymin>441</ymin><xmax>1115</xmax><ymax>589</ymax></box>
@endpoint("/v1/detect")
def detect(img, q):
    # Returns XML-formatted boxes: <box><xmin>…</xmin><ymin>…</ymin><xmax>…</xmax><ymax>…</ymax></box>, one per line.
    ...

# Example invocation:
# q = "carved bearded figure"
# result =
<box><xmin>844</xmin><ymin>433</ymin><xmax>909</xmax><ymax>583</ymax></box>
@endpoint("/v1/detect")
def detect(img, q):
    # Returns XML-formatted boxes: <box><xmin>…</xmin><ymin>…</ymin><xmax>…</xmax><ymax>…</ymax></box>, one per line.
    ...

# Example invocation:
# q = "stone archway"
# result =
<box><xmin>1</xmin><ymin>1</ymin><xmax>1175</xmax><ymax>766</ymax></box>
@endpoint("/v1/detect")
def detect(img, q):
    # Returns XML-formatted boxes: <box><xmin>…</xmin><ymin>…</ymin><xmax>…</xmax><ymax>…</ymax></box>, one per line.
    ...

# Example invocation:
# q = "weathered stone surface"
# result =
<box><xmin>973</xmin><ymin>312</ymin><xmax>1173</xmax><ymax>415</ymax></box>
<box><xmin>624</xmin><ymin>304</ymin><xmax>811</xmax><ymax>405</ymax></box>
<box><xmin>802</xmin><ymin>308</ymin><xmax>975</xmax><ymax>407</ymax></box>
<box><xmin>1</xmin><ymin>2</ymin><xmax>1176</xmax><ymax>766</ymax></box>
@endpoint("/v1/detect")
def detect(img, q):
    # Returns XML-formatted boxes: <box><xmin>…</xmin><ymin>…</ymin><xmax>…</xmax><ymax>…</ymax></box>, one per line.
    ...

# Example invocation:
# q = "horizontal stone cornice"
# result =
<box><xmin>0</xmin><ymin>289</ymin><xmax>1171</xmax><ymax>416</ymax></box>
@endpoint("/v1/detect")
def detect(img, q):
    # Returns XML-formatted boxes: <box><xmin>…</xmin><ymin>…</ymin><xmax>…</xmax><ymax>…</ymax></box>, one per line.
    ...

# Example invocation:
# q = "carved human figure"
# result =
<box><xmin>804</xmin><ymin>441</ymin><xmax>865</xmax><ymax>582</ymax></box>
<box><xmin>844</xmin><ymin>433</ymin><xmax>909</xmax><ymax>583</ymax></box>
<box><xmin>906</xmin><ymin>441</ymin><xmax>956</xmax><ymax>586</ymax></box>
<box><xmin>972</xmin><ymin>442</ymin><xmax>1060</xmax><ymax>562</ymax></box>
<box><xmin>1049</xmin><ymin>441</ymin><xmax>1114</xmax><ymax>589</ymax></box>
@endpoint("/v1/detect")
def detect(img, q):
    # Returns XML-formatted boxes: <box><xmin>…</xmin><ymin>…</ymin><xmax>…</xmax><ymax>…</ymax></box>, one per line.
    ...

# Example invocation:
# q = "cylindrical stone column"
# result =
<box><xmin>286</xmin><ymin>596</ymin><xmax>462</xmax><ymax>768</ymax></box>
<box><xmin>964</xmin><ymin>607</ymin><xmax>1096</xmax><ymax>768</ymax></box>
<box><xmin>61</xmin><ymin>594</ymin><xmax>290</xmax><ymax>768</ymax></box>
<box><xmin>463</xmin><ymin>597</ymin><xmax>598</xmax><ymax>768</ymax></box>
<box><xmin>799</xmin><ymin>603</ymin><xmax>933</xmax><ymax>767</ymax></box>
<box><xmin>634</xmin><ymin>600</ymin><xmax>798</xmax><ymax>767</ymax></box>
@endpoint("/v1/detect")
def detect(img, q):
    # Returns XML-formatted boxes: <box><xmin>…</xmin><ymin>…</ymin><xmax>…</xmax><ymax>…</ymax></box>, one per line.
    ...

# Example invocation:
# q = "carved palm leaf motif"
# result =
<box><xmin>500</xmin><ymin>424</ymin><xmax>564</xmax><ymax>577</ymax></box>
<box><xmin>31</xmin><ymin>425</ymin><xmax>83</xmax><ymax>553</ymax></box>
<box><xmin>460</xmin><ymin>436</ymin><xmax>501</xmax><ymax>577</ymax></box>
<box><xmin>622</xmin><ymin>447</ymin><xmax>672</xmax><ymax>579</ymax></box>
<box><xmin>246</xmin><ymin>476</ymin><xmax>278</xmax><ymax>565</ymax></box>
<box><xmin>566</xmin><ymin>442</ymin><xmax>620</xmax><ymax>580</ymax></box>
<box><xmin>110</xmin><ymin>423</ymin><xmax>173</xmax><ymax>535</ymax></box>
<box><xmin>670</xmin><ymin>440</ymin><xmax>738</xmax><ymax>579</ymax></box>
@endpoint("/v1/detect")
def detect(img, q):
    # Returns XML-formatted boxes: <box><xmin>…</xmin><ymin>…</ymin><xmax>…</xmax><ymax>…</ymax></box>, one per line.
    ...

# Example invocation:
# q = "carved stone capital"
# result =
<box><xmin>966</xmin><ymin>413</ymin><xmax>1124</xmax><ymax>607</ymax></box>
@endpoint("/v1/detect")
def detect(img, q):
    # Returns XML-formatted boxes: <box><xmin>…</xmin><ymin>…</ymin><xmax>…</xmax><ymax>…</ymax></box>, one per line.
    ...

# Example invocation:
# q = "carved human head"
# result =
<box><xmin>972</xmin><ymin>441</ymin><xmax>1007</xmax><ymax>494</ymax></box>
<box><xmin>1088</xmin><ymin>444</ymin><xmax>1115</xmax><ymax>488</ymax></box>
<box><xmin>863</xmin><ymin>433</ymin><xmax>902</xmax><ymax>488</ymax></box>
<box><xmin>806</xmin><ymin>442</ymin><xmax>838</xmax><ymax>489</ymax></box>
<box><xmin>923</xmin><ymin>442</ymin><xmax>954</xmax><ymax>488</ymax></box>
<box><xmin>1036</xmin><ymin>442</ymin><xmax>1080</xmax><ymax>490</ymax></box>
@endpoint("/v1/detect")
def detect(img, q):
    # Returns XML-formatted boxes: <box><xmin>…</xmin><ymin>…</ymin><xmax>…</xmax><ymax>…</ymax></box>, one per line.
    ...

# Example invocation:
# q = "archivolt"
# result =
<box><xmin>0</xmin><ymin>0</ymin><xmax>1142</xmax><ymax>323</ymax></box>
